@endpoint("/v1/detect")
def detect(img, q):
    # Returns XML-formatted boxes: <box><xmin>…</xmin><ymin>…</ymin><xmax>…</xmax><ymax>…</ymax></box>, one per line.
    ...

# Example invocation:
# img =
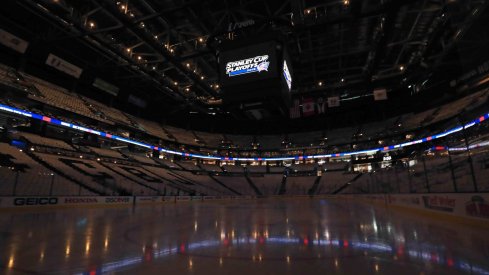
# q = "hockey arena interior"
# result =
<box><xmin>1</xmin><ymin>0</ymin><xmax>489</xmax><ymax>274</ymax></box>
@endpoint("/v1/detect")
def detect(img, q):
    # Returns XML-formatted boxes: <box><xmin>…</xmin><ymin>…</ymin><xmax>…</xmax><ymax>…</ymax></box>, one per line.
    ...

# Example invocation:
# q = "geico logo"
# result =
<box><xmin>105</xmin><ymin>198</ymin><xmax>130</xmax><ymax>203</ymax></box>
<box><xmin>14</xmin><ymin>197</ymin><xmax>58</xmax><ymax>206</ymax></box>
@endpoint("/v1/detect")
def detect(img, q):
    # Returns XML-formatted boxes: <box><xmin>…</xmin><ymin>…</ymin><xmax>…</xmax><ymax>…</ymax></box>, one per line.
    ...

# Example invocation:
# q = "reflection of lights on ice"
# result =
<box><xmin>85</xmin><ymin>242</ymin><xmax>90</xmax><ymax>254</ymax></box>
<box><xmin>373</xmin><ymin>222</ymin><xmax>378</xmax><ymax>233</ymax></box>
<box><xmin>396</xmin><ymin>235</ymin><xmax>405</xmax><ymax>243</ymax></box>
<box><xmin>73</xmin><ymin>236</ymin><xmax>489</xmax><ymax>275</ymax></box>
<box><xmin>8</xmin><ymin>256</ymin><xmax>14</xmax><ymax>268</ymax></box>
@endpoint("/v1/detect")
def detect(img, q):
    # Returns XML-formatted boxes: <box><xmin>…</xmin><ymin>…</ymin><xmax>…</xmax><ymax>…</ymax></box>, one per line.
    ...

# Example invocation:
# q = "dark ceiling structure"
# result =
<box><xmin>1</xmin><ymin>0</ymin><xmax>488</xmax><ymax>134</ymax></box>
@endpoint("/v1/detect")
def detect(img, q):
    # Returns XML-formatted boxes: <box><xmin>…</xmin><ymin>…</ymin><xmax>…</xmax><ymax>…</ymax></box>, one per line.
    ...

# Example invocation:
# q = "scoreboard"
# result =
<box><xmin>219</xmin><ymin>41</ymin><xmax>278</xmax><ymax>86</ymax></box>
<box><xmin>218</xmin><ymin>32</ymin><xmax>293</xmax><ymax>117</ymax></box>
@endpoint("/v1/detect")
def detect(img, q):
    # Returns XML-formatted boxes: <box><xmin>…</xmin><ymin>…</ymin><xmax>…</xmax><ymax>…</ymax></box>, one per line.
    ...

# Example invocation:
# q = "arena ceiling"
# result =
<box><xmin>1</xmin><ymin>0</ymin><xmax>488</xmax><ymax>133</ymax></box>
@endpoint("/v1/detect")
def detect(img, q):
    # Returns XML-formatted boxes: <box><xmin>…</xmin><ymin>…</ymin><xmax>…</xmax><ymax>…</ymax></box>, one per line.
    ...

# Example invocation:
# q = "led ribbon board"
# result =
<box><xmin>225</xmin><ymin>55</ymin><xmax>270</xmax><ymax>77</ymax></box>
<box><xmin>0</xmin><ymin>103</ymin><xmax>487</xmax><ymax>162</ymax></box>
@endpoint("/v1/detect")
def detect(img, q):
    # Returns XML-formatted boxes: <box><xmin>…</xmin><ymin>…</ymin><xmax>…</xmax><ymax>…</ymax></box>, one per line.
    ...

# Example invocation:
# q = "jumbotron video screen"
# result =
<box><xmin>219</xmin><ymin>41</ymin><xmax>278</xmax><ymax>87</ymax></box>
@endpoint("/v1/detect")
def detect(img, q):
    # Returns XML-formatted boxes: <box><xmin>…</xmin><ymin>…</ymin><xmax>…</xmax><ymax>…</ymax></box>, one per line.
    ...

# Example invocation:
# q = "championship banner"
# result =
<box><xmin>302</xmin><ymin>97</ymin><xmax>315</xmax><ymax>117</ymax></box>
<box><xmin>128</xmin><ymin>94</ymin><xmax>147</xmax><ymax>108</ymax></box>
<box><xmin>316</xmin><ymin>97</ymin><xmax>326</xmax><ymax>114</ymax></box>
<box><xmin>0</xmin><ymin>29</ymin><xmax>28</xmax><ymax>53</ymax></box>
<box><xmin>373</xmin><ymin>89</ymin><xmax>388</xmax><ymax>100</ymax></box>
<box><xmin>289</xmin><ymin>99</ymin><xmax>300</xmax><ymax>119</ymax></box>
<box><xmin>45</xmin><ymin>53</ymin><xmax>83</xmax><ymax>78</ymax></box>
<box><xmin>327</xmin><ymin>96</ymin><xmax>340</xmax><ymax>107</ymax></box>
<box><xmin>93</xmin><ymin>78</ymin><xmax>119</xmax><ymax>96</ymax></box>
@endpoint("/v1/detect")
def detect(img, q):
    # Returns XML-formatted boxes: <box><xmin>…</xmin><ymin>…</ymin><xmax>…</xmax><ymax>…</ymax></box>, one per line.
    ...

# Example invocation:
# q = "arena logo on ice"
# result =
<box><xmin>226</xmin><ymin>55</ymin><xmax>269</xmax><ymax>77</ymax></box>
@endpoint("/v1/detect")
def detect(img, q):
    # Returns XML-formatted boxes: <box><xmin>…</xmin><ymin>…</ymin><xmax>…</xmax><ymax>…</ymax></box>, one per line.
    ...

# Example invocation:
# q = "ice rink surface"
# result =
<box><xmin>0</xmin><ymin>198</ymin><xmax>488</xmax><ymax>275</ymax></box>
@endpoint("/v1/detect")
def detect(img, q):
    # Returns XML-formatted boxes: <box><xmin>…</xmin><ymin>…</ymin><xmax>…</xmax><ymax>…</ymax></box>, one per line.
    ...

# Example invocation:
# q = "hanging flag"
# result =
<box><xmin>289</xmin><ymin>99</ymin><xmax>300</xmax><ymax>119</ymax></box>
<box><xmin>373</xmin><ymin>88</ymin><xmax>388</xmax><ymax>100</ymax></box>
<box><xmin>316</xmin><ymin>97</ymin><xmax>326</xmax><ymax>114</ymax></box>
<box><xmin>328</xmin><ymin>96</ymin><xmax>340</xmax><ymax>107</ymax></box>
<box><xmin>45</xmin><ymin>54</ymin><xmax>83</xmax><ymax>78</ymax></box>
<box><xmin>302</xmin><ymin>97</ymin><xmax>315</xmax><ymax>117</ymax></box>
<box><xmin>0</xmin><ymin>29</ymin><xmax>28</xmax><ymax>53</ymax></box>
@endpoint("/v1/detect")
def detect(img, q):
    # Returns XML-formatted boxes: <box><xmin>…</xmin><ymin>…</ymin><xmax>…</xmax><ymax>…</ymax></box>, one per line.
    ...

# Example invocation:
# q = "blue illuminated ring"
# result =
<box><xmin>1</xmin><ymin>103</ymin><xmax>487</xmax><ymax>161</ymax></box>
